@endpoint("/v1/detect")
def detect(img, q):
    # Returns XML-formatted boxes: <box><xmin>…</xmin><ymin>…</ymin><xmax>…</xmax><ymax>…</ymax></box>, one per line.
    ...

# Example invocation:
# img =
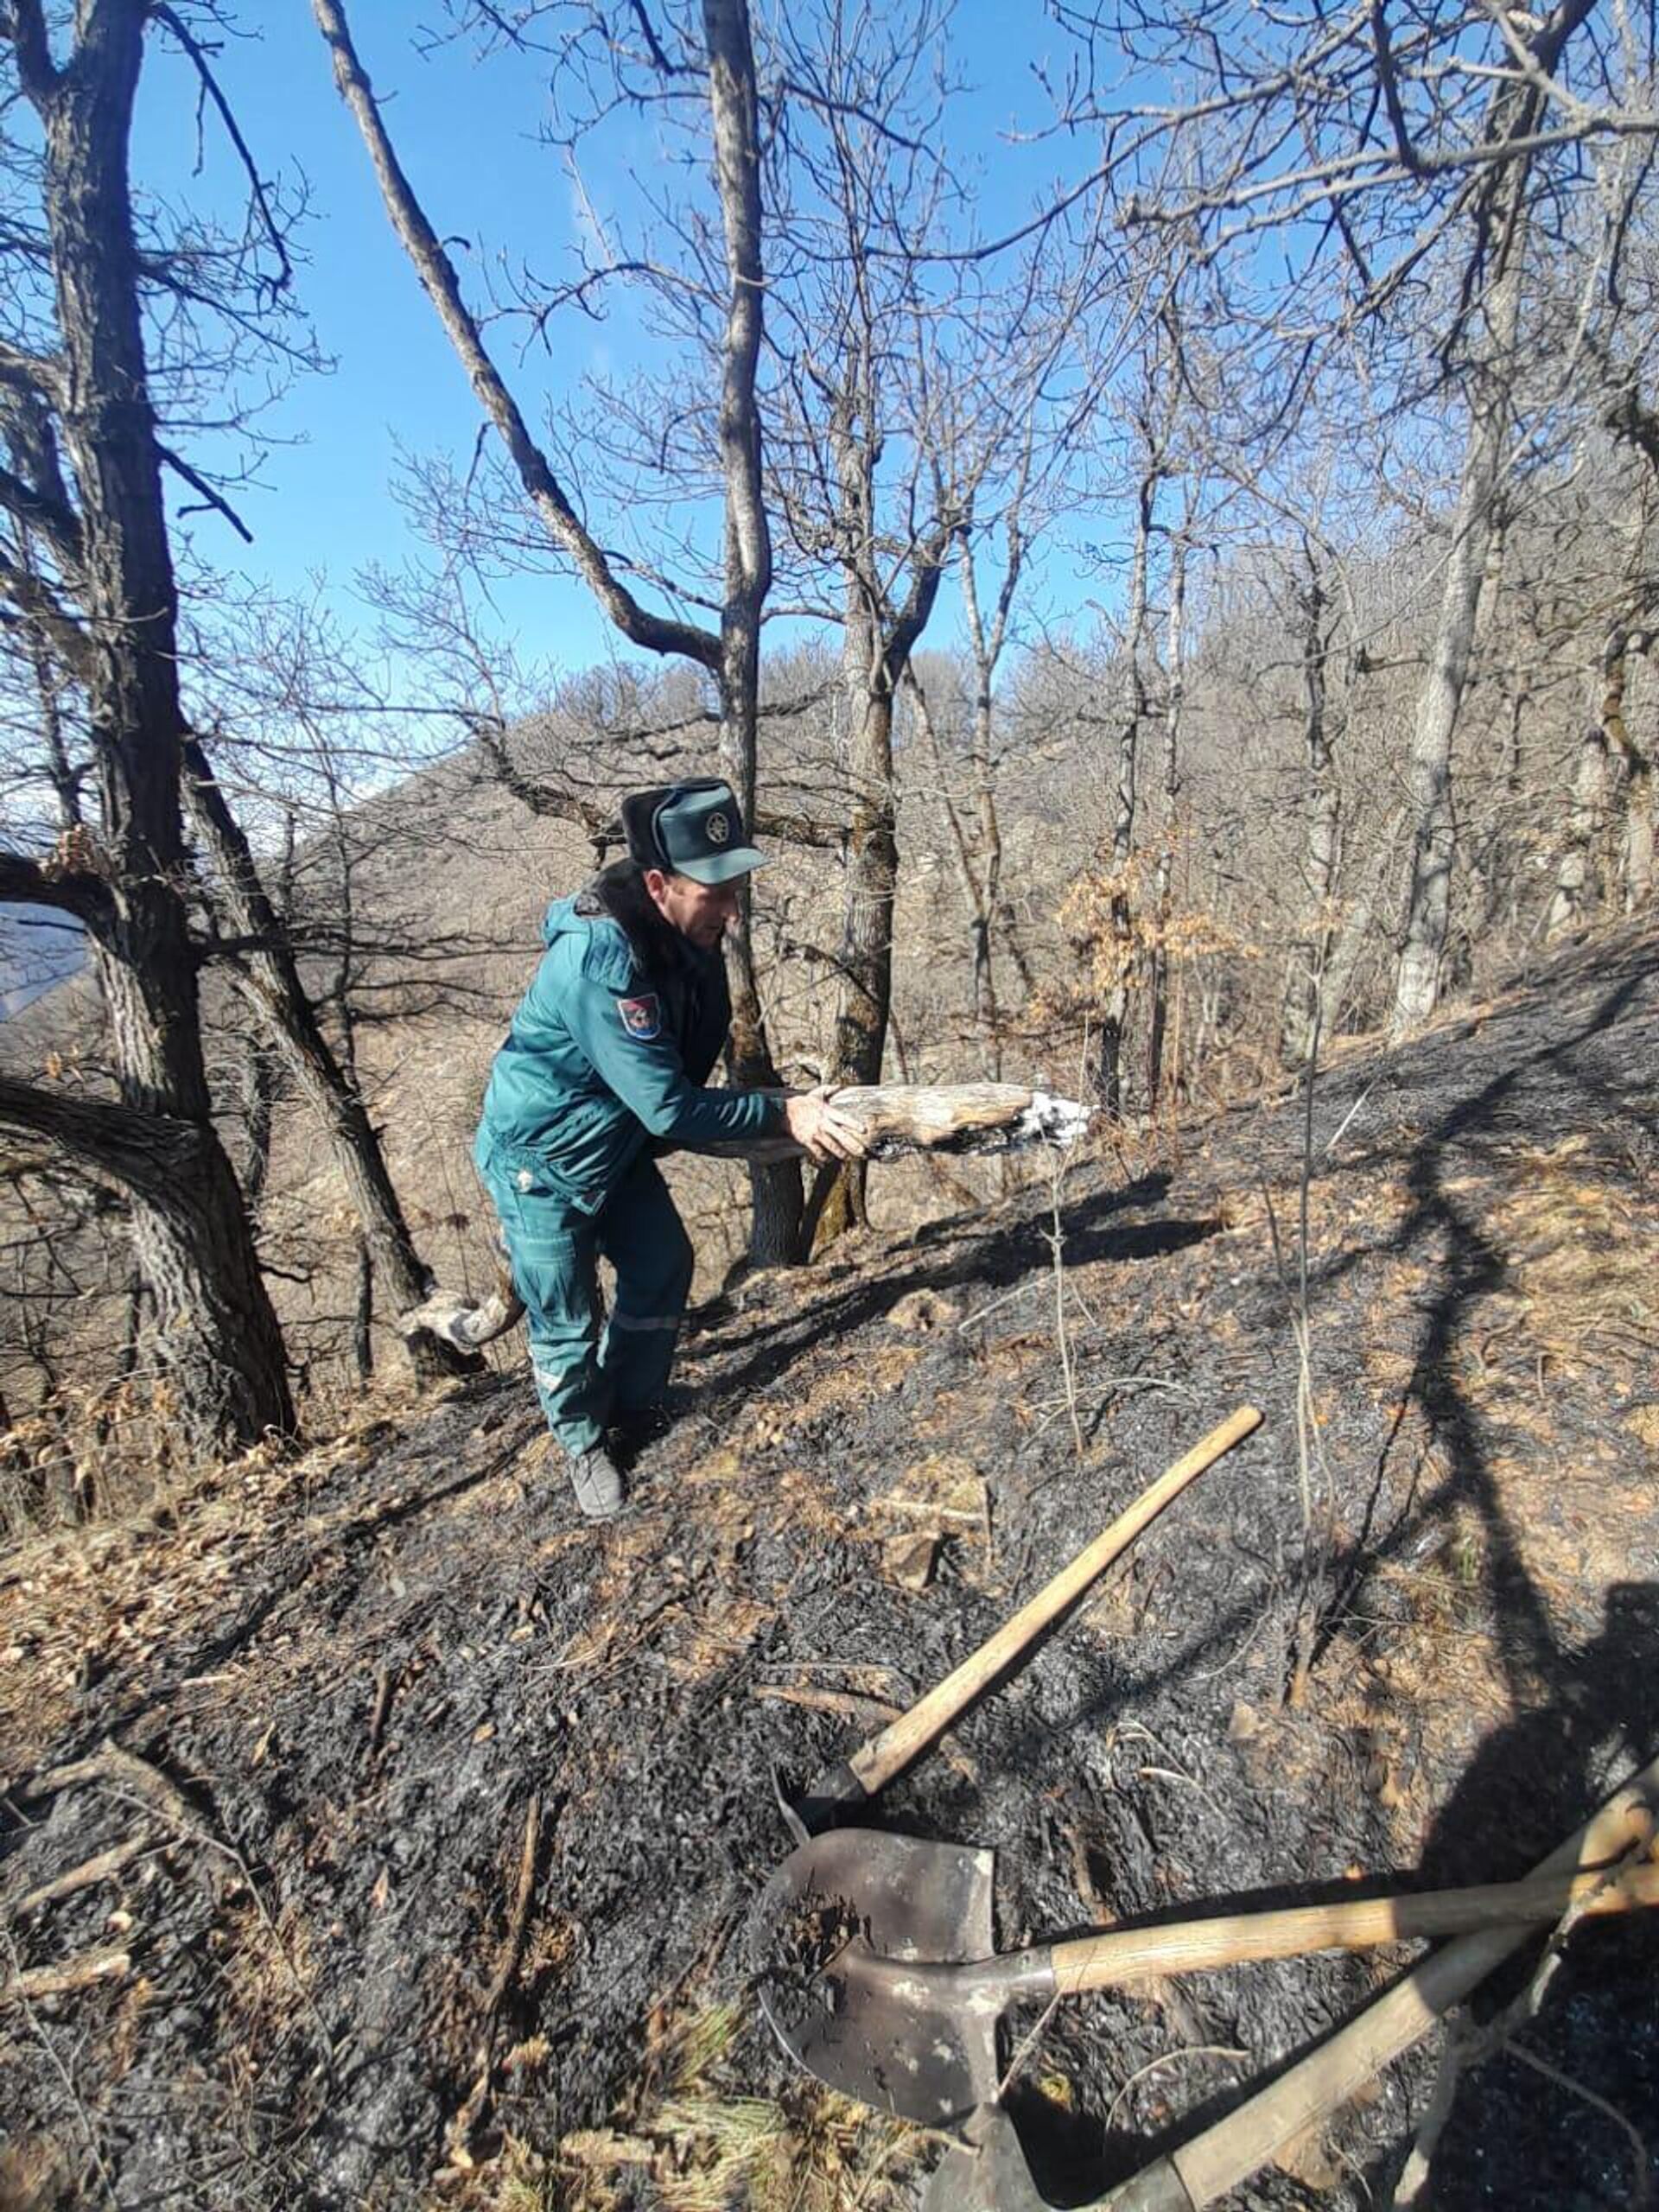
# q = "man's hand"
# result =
<box><xmin>782</xmin><ymin>1084</ymin><xmax>868</xmax><ymax>1164</ymax></box>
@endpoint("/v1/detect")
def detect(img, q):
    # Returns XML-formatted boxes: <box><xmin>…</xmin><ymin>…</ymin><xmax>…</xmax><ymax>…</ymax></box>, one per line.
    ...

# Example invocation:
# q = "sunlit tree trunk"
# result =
<box><xmin>1096</xmin><ymin>467</ymin><xmax>1154</xmax><ymax>1112</ymax></box>
<box><xmin>1391</xmin><ymin>223</ymin><xmax>1528</xmax><ymax>1032</ymax></box>
<box><xmin>705</xmin><ymin>0</ymin><xmax>802</xmax><ymax>1263</ymax></box>
<box><xmin>1146</xmin><ymin>531</ymin><xmax>1185</xmax><ymax>1109</ymax></box>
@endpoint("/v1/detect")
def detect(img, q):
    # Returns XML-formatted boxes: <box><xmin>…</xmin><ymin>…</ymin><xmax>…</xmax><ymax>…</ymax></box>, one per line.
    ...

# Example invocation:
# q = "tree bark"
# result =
<box><xmin>0</xmin><ymin>1073</ymin><xmax>289</xmax><ymax>1446</ymax></box>
<box><xmin>12</xmin><ymin>0</ymin><xmax>293</xmax><ymax>1449</ymax></box>
<box><xmin>811</xmin><ymin>347</ymin><xmax>950</xmax><ymax>1248</ymax></box>
<box><xmin>1389</xmin><ymin>34</ymin><xmax>1551</xmax><ymax>1033</ymax></box>
<box><xmin>1097</xmin><ymin>463</ymin><xmax>1155</xmax><ymax>1112</ymax></box>
<box><xmin>1281</xmin><ymin>545</ymin><xmax>1343</xmax><ymax>1065</ymax></box>
<box><xmin>703</xmin><ymin>0</ymin><xmax>803</xmax><ymax>1265</ymax></box>
<box><xmin>1390</xmin><ymin>346</ymin><xmax>1513</xmax><ymax>1033</ymax></box>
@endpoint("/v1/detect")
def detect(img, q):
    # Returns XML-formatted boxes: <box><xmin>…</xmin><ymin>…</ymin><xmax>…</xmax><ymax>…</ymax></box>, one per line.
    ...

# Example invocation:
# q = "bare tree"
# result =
<box><xmin>763</xmin><ymin>0</ymin><xmax>1108</xmax><ymax>1235</ymax></box>
<box><xmin>1050</xmin><ymin>0</ymin><xmax>1659</xmax><ymax>1030</ymax></box>
<box><xmin>313</xmin><ymin>0</ymin><xmax>807</xmax><ymax>1260</ymax></box>
<box><xmin>181</xmin><ymin>730</ymin><xmax>478</xmax><ymax>1381</ymax></box>
<box><xmin>0</xmin><ymin>0</ymin><xmax>294</xmax><ymax>1450</ymax></box>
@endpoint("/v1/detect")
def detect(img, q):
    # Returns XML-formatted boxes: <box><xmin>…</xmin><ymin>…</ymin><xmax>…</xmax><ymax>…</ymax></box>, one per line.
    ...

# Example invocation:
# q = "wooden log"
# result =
<box><xmin>401</xmin><ymin>1083</ymin><xmax>1091</xmax><ymax>1346</ymax></box>
<box><xmin>690</xmin><ymin>1081</ymin><xmax>1089</xmax><ymax>1164</ymax></box>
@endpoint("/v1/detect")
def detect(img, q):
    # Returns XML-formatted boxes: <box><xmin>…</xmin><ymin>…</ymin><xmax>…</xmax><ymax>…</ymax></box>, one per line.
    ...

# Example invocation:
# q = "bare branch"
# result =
<box><xmin>156</xmin><ymin>442</ymin><xmax>254</xmax><ymax>543</ymax></box>
<box><xmin>151</xmin><ymin>4</ymin><xmax>295</xmax><ymax>297</ymax></box>
<box><xmin>0</xmin><ymin>460</ymin><xmax>83</xmax><ymax>563</ymax></box>
<box><xmin>0</xmin><ymin>556</ymin><xmax>94</xmax><ymax>677</ymax></box>
<box><xmin>0</xmin><ymin>846</ymin><xmax>110</xmax><ymax>924</ymax></box>
<box><xmin>311</xmin><ymin>0</ymin><xmax>720</xmax><ymax>671</ymax></box>
<box><xmin>2</xmin><ymin>0</ymin><xmax>59</xmax><ymax>106</ymax></box>
<box><xmin>0</xmin><ymin>340</ymin><xmax>67</xmax><ymax>402</ymax></box>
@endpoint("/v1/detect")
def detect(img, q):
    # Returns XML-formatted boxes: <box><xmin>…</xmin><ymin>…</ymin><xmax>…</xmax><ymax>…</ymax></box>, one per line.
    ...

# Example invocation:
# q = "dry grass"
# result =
<box><xmin>1478</xmin><ymin>1138</ymin><xmax>1657</xmax><ymax>1386</ymax></box>
<box><xmin>622</xmin><ymin>1999</ymin><xmax>923</xmax><ymax>2212</ymax></box>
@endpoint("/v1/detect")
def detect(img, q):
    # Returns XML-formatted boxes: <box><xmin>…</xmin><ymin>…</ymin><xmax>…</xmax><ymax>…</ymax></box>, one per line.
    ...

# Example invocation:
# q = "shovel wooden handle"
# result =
<box><xmin>1101</xmin><ymin>1758</ymin><xmax>1659</xmax><ymax>2211</ymax></box>
<box><xmin>1050</xmin><ymin>1860</ymin><xmax>1659</xmax><ymax>1993</ymax></box>
<box><xmin>846</xmin><ymin>1406</ymin><xmax>1262</xmax><ymax>1801</ymax></box>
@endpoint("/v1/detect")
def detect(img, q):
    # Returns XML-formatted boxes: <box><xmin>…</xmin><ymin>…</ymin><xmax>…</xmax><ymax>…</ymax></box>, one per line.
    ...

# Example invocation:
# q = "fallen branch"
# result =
<box><xmin>1</xmin><ymin>1946</ymin><xmax>130</xmax><ymax>2004</ymax></box>
<box><xmin>29</xmin><ymin>1741</ymin><xmax>198</xmax><ymax>1834</ymax></box>
<box><xmin>365</xmin><ymin>1665</ymin><xmax>395</xmax><ymax>1758</ymax></box>
<box><xmin>447</xmin><ymin>1793</ymin><xmax>544</xmax><ymax>2156</ymax></box>
<box><xmin>9</xmin><ymin>1837</ymin><xmax>150</xmax><ymax>1921</ymax></box>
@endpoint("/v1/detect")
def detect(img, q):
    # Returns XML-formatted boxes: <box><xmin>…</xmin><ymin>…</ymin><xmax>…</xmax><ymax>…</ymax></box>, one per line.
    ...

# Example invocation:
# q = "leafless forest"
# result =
<box><xmin>2</xmin><ymin>0</ymin><xmax>1655</xmax><ymax>1503</ymax></box>
<box><xmin>3</xmin><ymin>12</ymin><xmax>1659</xmax><ymax>2210</ymax></box>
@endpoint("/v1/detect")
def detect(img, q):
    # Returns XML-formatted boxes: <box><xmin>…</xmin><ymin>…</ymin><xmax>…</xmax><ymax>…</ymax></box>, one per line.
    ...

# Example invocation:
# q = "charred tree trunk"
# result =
<box><xmin>13</xmin><ymin>1</ymin><xmax>293</xmax><ymax>1450</ymax></box>
<box><xmin>351</xmin><ymin>1233</ymin><xmax>374</xmax><ymax>1384</ymax></box>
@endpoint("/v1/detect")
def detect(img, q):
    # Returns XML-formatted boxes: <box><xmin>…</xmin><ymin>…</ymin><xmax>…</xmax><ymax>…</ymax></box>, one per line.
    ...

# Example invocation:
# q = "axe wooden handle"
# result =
<box><xmin>1051</xmin><ymin>1860</ymin><xmax>1659</xmax><ymax>1993</ymax></box>
<box><xmin>846</xmin><ymin>1405</ymin><xmax>1262</xmax><ymax>1800</ymax></box>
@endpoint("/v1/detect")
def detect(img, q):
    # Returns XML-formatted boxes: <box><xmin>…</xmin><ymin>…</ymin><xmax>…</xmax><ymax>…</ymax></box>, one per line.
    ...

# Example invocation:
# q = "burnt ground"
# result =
<box><xmin>2</xmin><ymin>918</ymin><xmax>1656</xmax><ymax>2212</ymax></box>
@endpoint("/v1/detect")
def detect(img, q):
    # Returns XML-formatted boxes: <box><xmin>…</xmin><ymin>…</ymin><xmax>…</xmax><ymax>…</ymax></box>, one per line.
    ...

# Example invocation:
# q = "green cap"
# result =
<box><xmin>647</xmin><ymin>779</ymin><xmax>768</xmax><ymax>886</ymax></box>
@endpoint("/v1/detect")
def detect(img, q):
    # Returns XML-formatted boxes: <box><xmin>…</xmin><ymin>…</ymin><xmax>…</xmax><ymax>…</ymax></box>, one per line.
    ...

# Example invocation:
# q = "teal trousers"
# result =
<box><xmin>479</xmin><ymin>1146</ymin><xmax>694</xmax><ymax>1457</ymax></box>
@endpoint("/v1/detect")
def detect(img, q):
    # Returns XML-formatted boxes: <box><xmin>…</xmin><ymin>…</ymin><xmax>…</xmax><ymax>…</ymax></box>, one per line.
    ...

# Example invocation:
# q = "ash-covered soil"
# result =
<box><xmin>3</xmin><ymin>920</ymin><xmax>1656</xmax><ymax>2212</ymax></box>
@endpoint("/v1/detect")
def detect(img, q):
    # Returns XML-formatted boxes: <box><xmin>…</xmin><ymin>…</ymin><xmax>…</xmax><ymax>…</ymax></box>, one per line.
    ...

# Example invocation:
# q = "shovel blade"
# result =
<box><xmin>923</xmin><ymin>2106</ymin><xmax>1057</xmax><ymax>2212</ymax></box>
<box><xmin>750</xmin><ymin>1825</ymin><xmax>1000</xmax><ymax>2121</ymax></box>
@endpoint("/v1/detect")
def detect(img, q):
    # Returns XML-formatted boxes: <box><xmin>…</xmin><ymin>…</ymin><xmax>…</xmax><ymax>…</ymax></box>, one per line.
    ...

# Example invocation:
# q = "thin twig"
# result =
<box><xmin>448</xmin><ymin>1792</ymin><xmax>544</xmax><ymax>2151</ymax></box>
<box><xmin>995</xmin><ymin>1989</ymin><xmax>1063</xmax><ymax>2102</ymax></box>
<box><xmin>1047</xmin><ymin>1151</ymin><xmax>1084</xmax><ymax>1461</ymax></box>
<box><xmin>1507</xmin><ymin>2045</ymin><xmax>1651</xmax><ymax>2209</ymax></box>
<box><xmin>0</xmin><ymin>1933</ymin><xmax>120</xmax><ymax>2209</ymax></box>
<box><xmin>1106</xmin><ymin>2044</ymin><xmax>1249</xmax><ymax>2131</ymax></box>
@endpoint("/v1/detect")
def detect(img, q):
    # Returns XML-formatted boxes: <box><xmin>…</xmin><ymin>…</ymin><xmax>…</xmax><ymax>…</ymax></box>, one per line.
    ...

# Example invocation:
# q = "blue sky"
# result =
<box><xmin>131</xmin><ymin>4</ymin><xmax>1090</xmax><ymax>699</ymax></box>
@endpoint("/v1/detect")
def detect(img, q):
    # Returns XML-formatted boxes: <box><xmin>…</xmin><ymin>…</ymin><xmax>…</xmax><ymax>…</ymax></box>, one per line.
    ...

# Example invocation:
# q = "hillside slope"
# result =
<box><xmin>3</xmin><ymin>919</ymin><xmax>1656</xmax><ymax>2212</ymax></box>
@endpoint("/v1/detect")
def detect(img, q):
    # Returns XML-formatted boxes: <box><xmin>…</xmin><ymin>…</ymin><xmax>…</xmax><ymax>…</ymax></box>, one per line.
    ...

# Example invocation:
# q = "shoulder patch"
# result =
<box><xmin>616</xmin><ymin>993</ymin><xmax>662</xmax><ymax>1042</ymax></box>
<box><xmin>579</xmin><ymin>920</ymin><xmax>638</xmax><ymax>991</ymax></box>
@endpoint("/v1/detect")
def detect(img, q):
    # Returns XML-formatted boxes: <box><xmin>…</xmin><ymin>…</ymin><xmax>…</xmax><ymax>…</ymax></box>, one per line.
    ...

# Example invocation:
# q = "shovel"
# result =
<box><xmin>748</xmin><ymin>1821</ymin><xmax>1659</xmax><ymax>2122</ymax></box>
<box><xmin>920</xmin><ymin>1755</ymin><xmax>1659</xmax><ymax>2209</ymax></box>
<box><xmin>781</xmin><ymin>1405</ymin><xmax>1262</xmax><ymax>1837</ymax></box>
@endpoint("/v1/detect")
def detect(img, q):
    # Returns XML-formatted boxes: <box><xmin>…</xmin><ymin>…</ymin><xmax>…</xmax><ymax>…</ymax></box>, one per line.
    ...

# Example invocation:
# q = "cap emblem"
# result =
<box><xmin>706</xmin><ymin>810</ymin><xmax>730</xmax><ymax>846</ymax></box>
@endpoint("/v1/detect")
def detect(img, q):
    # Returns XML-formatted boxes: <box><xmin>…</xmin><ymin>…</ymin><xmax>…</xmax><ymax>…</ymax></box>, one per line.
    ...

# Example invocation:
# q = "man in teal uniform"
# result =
<box><xmin>475</xmin><ymin>779</ymin><xmax>862</xmax><ymax>1519</ymax></box>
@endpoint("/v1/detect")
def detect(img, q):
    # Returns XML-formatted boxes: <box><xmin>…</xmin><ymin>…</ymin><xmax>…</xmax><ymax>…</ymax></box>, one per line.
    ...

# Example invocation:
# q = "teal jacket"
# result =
<box><xmin>475</xmin><ymin>879</ymin><xmax>783</xmax><ymax>1214</ymax></box>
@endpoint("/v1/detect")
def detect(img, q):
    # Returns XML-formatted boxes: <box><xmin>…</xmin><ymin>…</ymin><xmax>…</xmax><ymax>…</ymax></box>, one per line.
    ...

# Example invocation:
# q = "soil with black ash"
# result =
<box><xmin>3</xmin><ymin>919</ymin><xmax>1656</xmax><ymax>2211</ymax></box>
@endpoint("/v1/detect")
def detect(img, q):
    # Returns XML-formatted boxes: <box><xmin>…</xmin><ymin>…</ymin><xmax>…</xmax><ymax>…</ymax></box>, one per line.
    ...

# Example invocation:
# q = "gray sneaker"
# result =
<box><xmin>567</xmin><ymin>1445</ymin><xmax>625</xmax><ymax>1520</ymax></box>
